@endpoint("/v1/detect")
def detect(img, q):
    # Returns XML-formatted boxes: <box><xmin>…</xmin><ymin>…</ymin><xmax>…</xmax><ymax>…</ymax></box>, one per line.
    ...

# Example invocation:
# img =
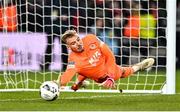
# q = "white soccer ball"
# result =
<box><xmin>40</xmin><ymin>81</ymin><xmax>60</xmax><ymax>101</ymax></box>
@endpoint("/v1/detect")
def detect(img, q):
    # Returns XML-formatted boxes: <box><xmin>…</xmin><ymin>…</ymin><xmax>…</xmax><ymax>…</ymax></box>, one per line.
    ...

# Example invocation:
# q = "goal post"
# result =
<box><xmin>165</xmin><ymin>0</ymin><xmax>176</xmax><ymax>94</ymax></box>
<box><xmin>0</xmin><ymin>0</ymin><xmax>176</xmax><ymax>94</ymax></box>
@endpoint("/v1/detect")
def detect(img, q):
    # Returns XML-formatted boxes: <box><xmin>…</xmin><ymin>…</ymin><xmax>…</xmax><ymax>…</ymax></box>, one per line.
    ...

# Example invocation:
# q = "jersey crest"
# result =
<box><xmin>89</xmin><ymin>43</ymin><xmax>97</xmax><ymax>50</ymax></box>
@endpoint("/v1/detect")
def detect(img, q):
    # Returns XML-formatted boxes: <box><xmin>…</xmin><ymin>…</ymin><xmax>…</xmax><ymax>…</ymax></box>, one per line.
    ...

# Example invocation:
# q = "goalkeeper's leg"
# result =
<box><xmin>120</xmin><ymin>58</ymin><xmax>155</xmax><ymax>78</ymax></box>
<box><xmin>132</xmin><ymin>58</ymin><xmax>155</xmax><ymax>72</ymax></box>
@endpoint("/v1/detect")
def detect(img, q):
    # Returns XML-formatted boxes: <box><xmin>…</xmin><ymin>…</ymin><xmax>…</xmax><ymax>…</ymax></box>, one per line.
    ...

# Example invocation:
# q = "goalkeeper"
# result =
<box><xmin>56</xmin><ymin>30</ymin><xmax>154</xmax><ymax>91</ymax></box>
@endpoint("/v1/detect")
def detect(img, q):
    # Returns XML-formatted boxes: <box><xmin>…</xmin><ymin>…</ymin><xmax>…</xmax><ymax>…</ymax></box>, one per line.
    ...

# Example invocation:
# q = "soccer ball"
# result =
<box><xmin>40</xmin><ymin>81</ymin><xmax>60</xmax><ymax>101</ymax></box>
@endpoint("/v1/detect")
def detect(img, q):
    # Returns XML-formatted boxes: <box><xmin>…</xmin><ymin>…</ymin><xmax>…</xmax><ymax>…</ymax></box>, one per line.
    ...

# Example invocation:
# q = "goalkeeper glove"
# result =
<box><xmin>71</xmin><ymin>83</ymin><xmax>79</xmax><ymax>91</ymax></box>
<box><xmin>99</xmin><ymin>77</ymin><xmax>115</xmax><ymax>88</ymax></box>
<box><xmin>71</xmin><ymin>80</ymin><xmax>90</xmax><ymax>91</ymax></box>
<box><xmin>71</xmin><ymin>81</ymin><xmax>83</xmax><ymax>91</ymax></box>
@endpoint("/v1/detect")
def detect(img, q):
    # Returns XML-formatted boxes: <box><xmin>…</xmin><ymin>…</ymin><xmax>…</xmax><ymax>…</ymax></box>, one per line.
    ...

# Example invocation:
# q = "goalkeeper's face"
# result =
<box><xmin>66</xmin><ymin>35</ymin><xmax>84</xmax><ymax>53</ymax></box>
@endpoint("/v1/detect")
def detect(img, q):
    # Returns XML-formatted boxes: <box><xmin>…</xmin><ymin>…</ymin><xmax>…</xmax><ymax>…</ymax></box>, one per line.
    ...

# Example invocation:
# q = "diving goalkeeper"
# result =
<box><xmin>56</xmin><ymin>30</ymin><xmax>154</xmax><ymax>91</ymax></box>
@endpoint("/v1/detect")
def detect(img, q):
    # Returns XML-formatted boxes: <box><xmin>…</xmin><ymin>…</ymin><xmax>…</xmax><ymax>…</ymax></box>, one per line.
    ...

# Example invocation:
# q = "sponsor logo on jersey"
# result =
<box><xmin>88</xmin><ymin>51</ymin><xmax>101</xmax><ymax>66</ymax></box>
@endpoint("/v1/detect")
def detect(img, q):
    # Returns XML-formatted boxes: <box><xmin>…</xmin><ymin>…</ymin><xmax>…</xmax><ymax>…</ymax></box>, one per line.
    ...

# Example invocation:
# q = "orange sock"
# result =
<box><xmin>120</xmin><ymin>67</ymin><xmax>134</xmax><ymax>78</ymax></box>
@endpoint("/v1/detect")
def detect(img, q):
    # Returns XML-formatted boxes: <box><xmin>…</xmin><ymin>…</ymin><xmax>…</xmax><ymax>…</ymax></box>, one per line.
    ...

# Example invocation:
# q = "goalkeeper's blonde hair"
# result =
<box><xmin>61</xmin><ymin>30</ymin><xmax>77</xmax><ymax>43</ymax></box>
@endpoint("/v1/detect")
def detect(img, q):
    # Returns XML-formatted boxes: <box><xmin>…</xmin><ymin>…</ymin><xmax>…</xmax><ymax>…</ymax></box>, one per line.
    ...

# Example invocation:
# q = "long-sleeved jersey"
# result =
<box><xmin>60</xmin><ymin>34</ymin><xmax>133</xmax><ymax>86</ymax></box>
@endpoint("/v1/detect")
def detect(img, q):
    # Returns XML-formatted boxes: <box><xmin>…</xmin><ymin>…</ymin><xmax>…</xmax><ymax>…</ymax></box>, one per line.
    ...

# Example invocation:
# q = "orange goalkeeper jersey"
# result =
<box><xmin>60</xmin><ymin>34</ymin><xmax>124</xmax><ymax>85</ymax></box>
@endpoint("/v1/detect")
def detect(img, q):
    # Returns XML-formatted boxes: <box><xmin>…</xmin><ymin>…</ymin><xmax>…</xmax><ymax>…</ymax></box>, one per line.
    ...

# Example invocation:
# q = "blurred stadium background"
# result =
<box><xmin>0</xmin><ymin>0</ymin><xmax>169</xmax><ymax>71</ymax></box>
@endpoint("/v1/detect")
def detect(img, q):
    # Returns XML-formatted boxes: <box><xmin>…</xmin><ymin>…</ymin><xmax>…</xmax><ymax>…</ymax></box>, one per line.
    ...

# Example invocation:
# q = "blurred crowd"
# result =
<box><xmin>0</xmin><ymin>0</ymin><xmax>171</xmax><ymax>70</ymax></box>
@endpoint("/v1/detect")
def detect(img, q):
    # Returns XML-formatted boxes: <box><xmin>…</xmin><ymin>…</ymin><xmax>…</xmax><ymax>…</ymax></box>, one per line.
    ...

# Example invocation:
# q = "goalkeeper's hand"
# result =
<box><xmin>99</xmin><ymin>77</ymin><xmax>115</xmax><ymax>88</ymax></box>
<box><xmin>71</xmin><ymin>83</ymin><xmax>79</xmax><ymax>91</ymax></box>
<box><xmin>71</xmin><ymin>80</ymin><xmax>90</xmax><ymax>91</ymax></box>
<box><xmin>71</xmin><ymin>81</ymin><xmax>83</xmax><ymax>91</ymax></box>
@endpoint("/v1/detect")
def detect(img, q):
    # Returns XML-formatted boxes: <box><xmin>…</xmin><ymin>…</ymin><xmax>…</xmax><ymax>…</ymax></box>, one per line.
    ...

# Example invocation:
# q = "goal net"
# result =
<box><xmin>0</xmin><ymin>0</ymin><xmax>176</xmax><ymax>94</ymax></box>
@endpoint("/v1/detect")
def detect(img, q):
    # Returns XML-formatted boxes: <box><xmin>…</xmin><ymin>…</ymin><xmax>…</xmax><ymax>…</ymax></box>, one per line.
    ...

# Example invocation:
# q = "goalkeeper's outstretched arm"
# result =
<box><xmin>56</xmin><ymin>68</ymin><xmax>87</xmax><ymax>91</ymax></box>
<box><xmin>56</xmin><ymin>68</ymin><xmax>76</xmax><ymax>86</ymax></box>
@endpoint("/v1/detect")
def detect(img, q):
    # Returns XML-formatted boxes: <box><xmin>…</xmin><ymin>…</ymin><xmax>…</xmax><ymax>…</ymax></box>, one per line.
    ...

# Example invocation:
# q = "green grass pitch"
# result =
<box><xmin>0</xmin><ymin>70</ymin><xmax>180</xmax><ymax>111</ymax></box>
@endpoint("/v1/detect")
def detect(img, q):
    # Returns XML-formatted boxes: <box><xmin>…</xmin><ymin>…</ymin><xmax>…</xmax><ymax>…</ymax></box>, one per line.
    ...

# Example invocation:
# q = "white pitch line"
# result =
<box><xmin>61</xmin><ymin>93</ymin><xmax>156</xmax><ymax>99</ymax></box>
<box><xmin>61</xmin><ymin>94</ymin><xmax>119</xmax><ymax>99</ymax></box>
<box><xmin>0</xmin><ymin>94</ymin><xmax>161</xmax><ymax>102</ymax></box>
<box><xmin>0</xmin><ymin>98</ymin><xmax>42</xmax><ymax>102</ymax></box>
<box><xmin>0</xmin><ymin>95</ymin><xmax>118</xmax><ymax>102</ymax></box>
